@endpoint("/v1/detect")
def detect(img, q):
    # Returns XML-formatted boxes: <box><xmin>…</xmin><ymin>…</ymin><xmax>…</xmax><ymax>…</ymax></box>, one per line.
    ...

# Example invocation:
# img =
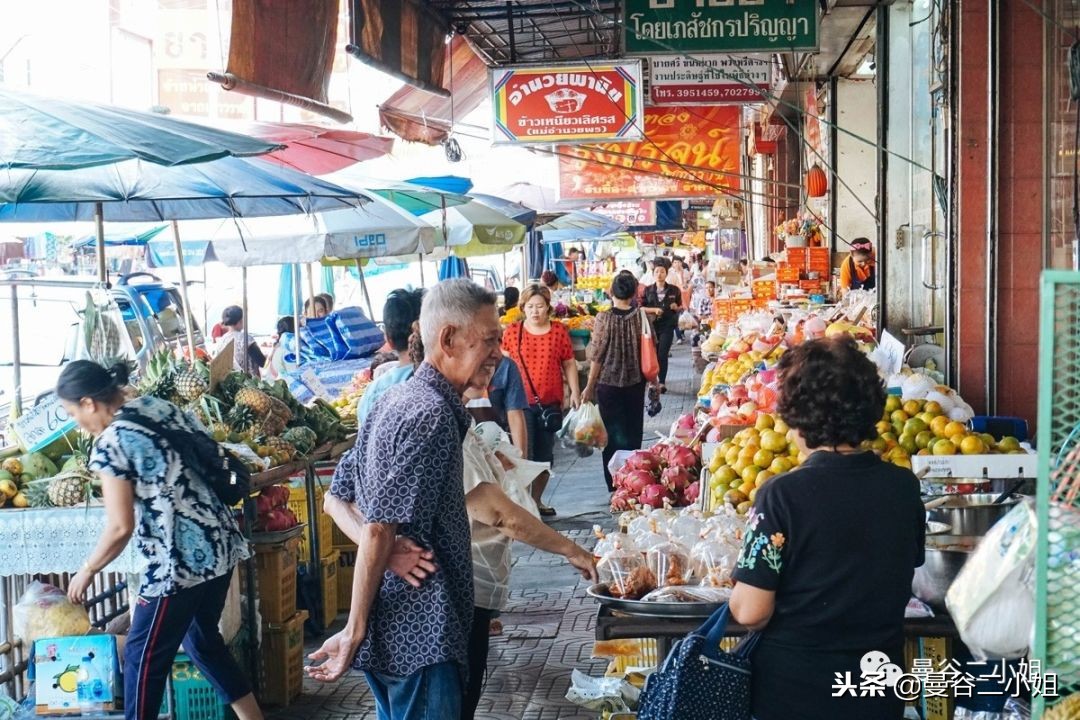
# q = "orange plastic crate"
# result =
<box><xmin>776</xmin><ymin>264</ymin><xmax>800</xmax><ymax>282</ymax></box>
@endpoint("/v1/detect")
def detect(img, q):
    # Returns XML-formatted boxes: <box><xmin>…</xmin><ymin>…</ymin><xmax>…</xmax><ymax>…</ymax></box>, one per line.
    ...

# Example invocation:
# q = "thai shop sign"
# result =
<box><xmin>592</xmin><ymin>200</ymin><xmax>657</xmax><ymax>226</ymax></box>
<box><xmin>490</xmin><ymin>61</ymin><xmax>645</xmax><ymax>145</ymax></box>
<box><xmin>623</xmin><ymin>0</ymin><xmax>819</xmax><ymax>54</ymax></box>
<box><xmin>558</xmin><ymin>105</ymin><xmax>741</xmax><ymax>201</ymax></box>
<box><xmin>649</xmin><ymin>54</ymin><xmax>770</xmax><ymax>104</ymax></box>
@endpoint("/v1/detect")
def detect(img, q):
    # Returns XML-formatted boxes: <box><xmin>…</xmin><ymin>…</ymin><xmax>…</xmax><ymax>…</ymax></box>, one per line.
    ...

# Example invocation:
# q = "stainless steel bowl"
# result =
<box><xmin>912</xmin><ymin>535</ymin><xmax>980</xmax><ymax>611</ymax></box>
<box><xmin>925</xmin><ymin>521</ymin><xmax>953</xmax><ymax>536</ymax></box>
<box><xmin>927</xmin><ymin>493</ymin><xmax>1020</xmax><ymax>536</ymax></box>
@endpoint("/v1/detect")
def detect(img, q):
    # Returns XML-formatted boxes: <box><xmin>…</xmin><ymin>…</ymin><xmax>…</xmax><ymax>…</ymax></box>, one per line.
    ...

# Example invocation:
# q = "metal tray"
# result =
<box><xmin>586</xmin><ymin>584</ymin><xmax>725</xmax><ymax>619</ymax></box>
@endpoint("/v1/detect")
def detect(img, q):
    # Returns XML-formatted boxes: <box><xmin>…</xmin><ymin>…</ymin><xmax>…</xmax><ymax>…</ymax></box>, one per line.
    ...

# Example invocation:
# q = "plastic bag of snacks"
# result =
<box><xmin>597</xmin><ymin>540</ymin><xmax>656</xmax><ymax>600</ymax></box>
<box><xmin>646</xmin><ymin>540</ymin><xmax>692</xmax><ymax>587</ymax></box>
<box><xmin>571</xmin><ymin>402</ymin><xmax>609</xmax><ymax>449</ymax></box>
<box><xmin>13</xmin><ymin>582</ymin><xmax>91</xmax><ymax>646</ymax></box>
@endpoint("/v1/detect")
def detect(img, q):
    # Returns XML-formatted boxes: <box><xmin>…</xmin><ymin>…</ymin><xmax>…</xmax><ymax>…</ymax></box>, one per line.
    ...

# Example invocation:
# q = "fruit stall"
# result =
<box><xmin>0</xmin><ymin>350</ymin><xmax>359</xmax><ymax>714</ymax></box>
<box><xmin>582</xmin><ymin>300</ymin><xmax>1038</xmax><ymax>719</ymax></box>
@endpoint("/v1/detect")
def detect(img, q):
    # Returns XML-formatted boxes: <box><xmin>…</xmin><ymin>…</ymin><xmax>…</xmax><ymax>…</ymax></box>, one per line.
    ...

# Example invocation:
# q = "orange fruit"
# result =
<box><xmin>741</xmin><ymin>465</ymin><xmax>762</xmax><ymax>484</ymax></box>
<box><xmin>943</xmin><ymin>421</ymin><xmax>967</xmax><ymax>438</ymax></box>
<box><xmin>924</xmin><ymin>401</ymin><xmax>943</xmax><ymax>415</ymax></box>
<box><xmin>960</xmin><ymin>436</ymin><xmax>987</xmax><ymax>455</ymax></box>
<box><xmin>930</xmin><ymin>416</ymin><xmax>950</xmax><ymax>437</ymax></box>
<box><xmin>902</xmin><ymin>400</ymin><xmax>922</xmax><ymax>416</ymax></box>
<box><xmin>753</xmin><ymin>448</ymin><xmax>775</xmax><ymax>468</ymax></box>
<box><xmin>755</xmin><ymin>470</ymin><xmax>774</xmax><ymax>488</ymax></box>
<box><xmin>932</xmin><ymin>440</ymin><xmax>957</xmax><ymax>456</ymax></box>
<box><xmin>755</xmin><ymin>414</ymin><xmax>775</xmax><ymax>431</ymax></box>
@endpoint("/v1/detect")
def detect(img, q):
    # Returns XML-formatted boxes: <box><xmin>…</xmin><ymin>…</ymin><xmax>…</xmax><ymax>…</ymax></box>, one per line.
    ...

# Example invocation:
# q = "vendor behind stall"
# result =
<box><xmin>839</xmin><ymin>239</ymin><xmax>876</xmax><ymax>294</ymax></box>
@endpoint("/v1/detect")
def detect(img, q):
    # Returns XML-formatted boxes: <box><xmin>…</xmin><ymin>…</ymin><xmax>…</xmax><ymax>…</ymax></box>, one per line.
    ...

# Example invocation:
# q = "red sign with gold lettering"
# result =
<box><xmin>557</xmin><ymin>105</ymin><xmax>741</xmax><ymax>201</ymax></box>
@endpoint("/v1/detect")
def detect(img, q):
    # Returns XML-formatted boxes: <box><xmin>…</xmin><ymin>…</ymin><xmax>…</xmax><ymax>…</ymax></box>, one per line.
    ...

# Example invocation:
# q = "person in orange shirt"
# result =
<box><xmin>839</xmin><ymin>239</ymin><xmax>876</xmax><ymax>294</ymax></box>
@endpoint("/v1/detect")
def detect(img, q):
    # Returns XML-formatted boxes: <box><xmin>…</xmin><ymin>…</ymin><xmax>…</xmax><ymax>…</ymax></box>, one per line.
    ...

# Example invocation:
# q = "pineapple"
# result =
<box><xmin>234</xmin><ymin>388</ymin><xmax>273</xmax><ymax>415</ymax></box>
<box><xmin>264</xmin><ymin>437</ymin><xmax>297</xmax><ymax>461</ymax></box>
<box><xmin>138</xmin><ymin>350</ymin><xmax>178</xmax><ymax>401</ymax></box>
<box><xmin>226</xmin><ymin>404</ymin><xmax>257</xmax><ymax>433</ymax></box>
<box><xmin>47</xmin><ymin>474</ymin><xmax>90</xmax><ymax>507</ymax></box>
<box><xmin>175</xmin><ymin>362</ymin><xmax>209</xmax><ymax>402</ymax></box>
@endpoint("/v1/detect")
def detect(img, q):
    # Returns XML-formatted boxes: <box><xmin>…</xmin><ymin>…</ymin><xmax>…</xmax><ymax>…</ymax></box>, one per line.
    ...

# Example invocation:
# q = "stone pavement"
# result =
<box><xmin>268</xmin><ymin>346</ymin><xmax>700</xmax><ymax>720</ymax></box>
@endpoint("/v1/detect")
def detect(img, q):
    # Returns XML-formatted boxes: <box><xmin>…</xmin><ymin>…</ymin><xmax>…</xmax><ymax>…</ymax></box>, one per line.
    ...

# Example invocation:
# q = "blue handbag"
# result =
<box><xmin>637</xmin><ymin>603</ymin><xmax>760</xmax><ymax>720</ymax></box>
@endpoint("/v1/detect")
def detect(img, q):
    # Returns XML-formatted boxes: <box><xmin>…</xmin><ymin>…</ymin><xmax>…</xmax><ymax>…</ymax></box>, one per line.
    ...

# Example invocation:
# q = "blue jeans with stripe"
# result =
<box><xmin>124</xmin><ymin>569</ymin><xmax>250</xmax><ymax>720</ymax></box>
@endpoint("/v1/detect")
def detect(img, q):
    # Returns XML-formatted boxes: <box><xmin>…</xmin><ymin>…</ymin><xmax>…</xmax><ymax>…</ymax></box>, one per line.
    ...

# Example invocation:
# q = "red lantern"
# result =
<box><xmin>806</xmin><ymin>164</ymin><xmax>828</xmax><ymax>197</ymax></box>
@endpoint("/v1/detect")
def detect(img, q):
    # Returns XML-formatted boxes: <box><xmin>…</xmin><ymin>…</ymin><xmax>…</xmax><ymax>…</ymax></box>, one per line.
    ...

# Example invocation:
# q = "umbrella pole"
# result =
<box><xmin>419</xmin><ymin>254</ymin><xmax>425</xmax><ymax>287</ymax></box>
<box><xmin>10</xmin><ymin>283</ymin><xmax>22</xmax><ymax>419</ymax></box>
<box><xmin>294</xmin><ymin>264</ymin><xmax>303</xmax><ymax>366</ymax></box>
<box><xmin>94</xmin><ymin>202</ymin><xmax>107</xmax><ymax>284</ymax></box>
<box><xmin>171</xmin><ymin>221</ymin><xmax>198</xmax><ymax>361</ymax></box>
<box><xmin>355</xmin><ymin>259</ymin><xmax>374</xmax><ymax>319</ymax></box>
<box><xmin>241</xmin><ymin>266</ymin><xmax>250</xmax><ymax>375</ymax></box>
<box><xmin>306</xmin><ymin>263</ymin><xmax>317</xmax><ymax>311</ymax></box>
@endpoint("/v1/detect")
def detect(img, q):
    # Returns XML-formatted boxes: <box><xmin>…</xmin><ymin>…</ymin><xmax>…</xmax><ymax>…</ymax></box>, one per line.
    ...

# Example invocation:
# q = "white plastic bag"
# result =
<box><xmin>13</xmin><ymin>582</ymin><xmax>90</xmax><ymax>646</ymax></box>
<box><xmin>678</xmin><ymin>310</ymin><xmax>698</xmax><ymax>330</ymax></box>
<box><xmin>945</xmin><ymin>498</ymin><xmax>1036</xmax><ymax>659</ymax></box>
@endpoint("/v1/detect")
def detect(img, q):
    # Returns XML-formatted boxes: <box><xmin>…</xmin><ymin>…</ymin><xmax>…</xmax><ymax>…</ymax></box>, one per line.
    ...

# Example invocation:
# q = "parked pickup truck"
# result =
<box><xmin>0</xmin><ymin>271</ymin><xmax>203</xmax><ymax>437</ymax></box>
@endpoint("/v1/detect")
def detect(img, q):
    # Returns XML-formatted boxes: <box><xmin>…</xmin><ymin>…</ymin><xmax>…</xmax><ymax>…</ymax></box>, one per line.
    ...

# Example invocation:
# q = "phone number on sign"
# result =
<box><xmin>652</xmin><ymin>87</ymin><xmax>762</xmax><ymax>102</ymax></box>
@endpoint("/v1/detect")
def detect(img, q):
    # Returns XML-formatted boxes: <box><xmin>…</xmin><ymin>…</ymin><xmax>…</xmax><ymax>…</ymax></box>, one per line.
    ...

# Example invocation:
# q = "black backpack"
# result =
<box><xmin>115</xmin><ymin>407</ymin><xmax>251</xmax><ymax>506</ymax></box>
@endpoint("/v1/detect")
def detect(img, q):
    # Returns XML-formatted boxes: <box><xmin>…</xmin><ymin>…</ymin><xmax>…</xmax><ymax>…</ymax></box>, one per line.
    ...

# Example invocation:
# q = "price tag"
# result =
<box><xmin>11</xmin><ymin>394</ymin><xmax>75</xmax><ymax>452</ymax></box>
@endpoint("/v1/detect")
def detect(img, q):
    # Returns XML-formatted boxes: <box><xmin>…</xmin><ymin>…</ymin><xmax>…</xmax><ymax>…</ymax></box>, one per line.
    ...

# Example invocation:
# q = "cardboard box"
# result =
<box><xmin>34</xmin><ymin>635</ymin><xmax>120</xmax><ymax>715</ymax></box>
<box><xmin>911</xmin><ymin>452</ymin><xmax>1037</xmax><ymax>479</ymax></box>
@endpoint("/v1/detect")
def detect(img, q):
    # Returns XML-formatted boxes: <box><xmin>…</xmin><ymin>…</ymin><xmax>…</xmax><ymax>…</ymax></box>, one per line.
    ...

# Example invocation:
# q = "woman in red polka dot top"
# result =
<box><xmin>503</xmin><ymin>284</ymin><xmax>580</xmax><ymax>516</ymax></box>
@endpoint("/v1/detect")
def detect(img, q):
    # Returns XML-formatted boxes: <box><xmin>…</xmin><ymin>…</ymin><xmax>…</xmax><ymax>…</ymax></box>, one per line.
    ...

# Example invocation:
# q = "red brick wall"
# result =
<box><xmin>955</xmin><ymin>0</ymin><xmax>1043</xmax><ymax>426</ymax></box>
<box><xmin>994</xmin><ymin>0</ymin><xmax>1043</xmax><ymax>425</ymax></box>
<box><xmin>956</xmin><ymin>0</ymin><xmax>990</xmax><ymax>414</ymax></box>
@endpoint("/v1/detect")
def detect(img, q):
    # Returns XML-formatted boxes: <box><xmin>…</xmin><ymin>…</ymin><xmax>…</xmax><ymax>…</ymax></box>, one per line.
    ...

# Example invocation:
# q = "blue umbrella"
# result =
<box><xmin>438</xmin><ymin>256</ymin><xmax>470</xmax><ymax>280</ymax></box>
<box><xmin>470</xmin><ymin>193</ymin><xmax>537</xmax><ymax>228</ymax></box>
<box><xmin>0</xmin><ymin>88</ymin><xmax>280</xmax><ymax>170</ymax></box>
<box><xmin>73</xmin><ymin>224</ymin><xmax>168</xmax><ymax>248</ymax></box>
<box><xmin>536</xmin><ymin>209</ymin><xmax>624</xmax><ymax>242</ymax></box>
<box><xmin>0</xmin><ymin>156</ymin><xmax>368</xmax><ymax>222</ymax></box>
<box><xmin>406</xmin><ymin>175</ymin><xmax>474</xmax><ymax>195</ymax></box>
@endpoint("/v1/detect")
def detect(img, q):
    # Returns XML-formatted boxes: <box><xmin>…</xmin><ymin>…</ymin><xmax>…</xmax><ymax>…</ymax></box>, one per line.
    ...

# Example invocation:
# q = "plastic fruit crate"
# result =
<box><xmin>252</xmin><ymin>537</ymin><xmax>299</xmax><ymax>623</ymax></box>
<box><xmin>337</xmin><ymin>550</ymin><xmax>356</xmax><ymax>613</ymax></box>
<box><xmin>258</xmin><ymin>610</ymin><xmax>308</xmax><ymax>707</ymax></box>
<box><xmin>172</xmin><ymin>655</ymin><xmax>234</xmax><ymax>720</ymax></box>
<box><xmin>320</xmin><ymin>550</ymin><xmax>340</xmax><ymax>629</ymax></box>
<box><xmin>286</xmin><ymin>483</ymin><xmax>332</xmax><ymax>563</ymax></box>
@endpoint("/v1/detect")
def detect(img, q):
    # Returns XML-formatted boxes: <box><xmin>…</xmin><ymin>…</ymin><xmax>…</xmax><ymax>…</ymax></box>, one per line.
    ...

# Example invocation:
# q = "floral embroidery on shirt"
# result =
<box><xmin>736</xmin><ymin>512</ymin><xmax>785</xmax><ymax>574</ymax></box>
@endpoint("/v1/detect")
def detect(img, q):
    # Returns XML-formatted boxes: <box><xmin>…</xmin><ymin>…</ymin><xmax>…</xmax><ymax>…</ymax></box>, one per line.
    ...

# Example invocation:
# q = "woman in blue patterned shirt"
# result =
<box><xmin>58</xmin><ymin>360</ymin><xmax>261</xmax><ymax>720</ymax></box>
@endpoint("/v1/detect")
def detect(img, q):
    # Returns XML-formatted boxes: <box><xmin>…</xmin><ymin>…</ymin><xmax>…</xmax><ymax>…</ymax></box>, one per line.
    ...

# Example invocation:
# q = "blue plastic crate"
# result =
<box><xmin>970</xmin><ymin>415</ymin><xmax>1029</xmax><ymax>442</ymax></box>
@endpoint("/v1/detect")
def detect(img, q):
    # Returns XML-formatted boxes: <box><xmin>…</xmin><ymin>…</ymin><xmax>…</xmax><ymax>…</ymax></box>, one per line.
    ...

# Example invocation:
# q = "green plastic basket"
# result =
<box><xmin>171</xmin><ymin>655</ymin><xmax>235</xmax><ymax>720</ymax></box>
<box><xmin>1035</xmin><ymin>271</ymin><xmax>1080</xmax><ymax>715</ymax></box>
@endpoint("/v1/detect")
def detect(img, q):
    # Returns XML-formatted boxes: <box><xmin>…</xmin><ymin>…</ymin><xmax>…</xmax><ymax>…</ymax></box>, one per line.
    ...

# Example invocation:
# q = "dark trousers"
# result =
<box><xmin>522</xmin><ymin>405</ymin><xmax>557</xmax><ymax>463</ymax></box>
<box><xmin>124</xmin><ymin>570</ymin><xmax>250</xmax><ymax>720</ymax></box>
<box><xmin>655</xmin><ymin>327</ymin><xmax>675</xmax><ymax>383</ymax></box>
<box><xmin>597</xmin><ymin>382</ymin><xmax>647</xmax><ymax>490</ymax></box>
<box><xmin>462</xmin><ymin>606</ymin><xmax>499</xmax><ymax>720</ymax></box>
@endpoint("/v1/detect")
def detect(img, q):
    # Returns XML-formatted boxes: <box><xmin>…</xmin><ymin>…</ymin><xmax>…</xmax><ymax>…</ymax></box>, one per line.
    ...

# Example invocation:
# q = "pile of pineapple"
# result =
<box><xmin>3</xmin><ymin>433</ymin><xmax>99</xmax><ymax>509</ymax></box>
<box><xmin>138</xmin><ymin>350</ymin><xmax>345</xmax><ymax>471</ymax></box>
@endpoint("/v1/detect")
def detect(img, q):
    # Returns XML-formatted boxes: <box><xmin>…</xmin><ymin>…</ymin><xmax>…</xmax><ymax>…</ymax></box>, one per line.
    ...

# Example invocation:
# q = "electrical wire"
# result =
<box><xmin>549</xmin><ymin>0</ymin><xmax>936</xmax><ymax>174</ymax></box>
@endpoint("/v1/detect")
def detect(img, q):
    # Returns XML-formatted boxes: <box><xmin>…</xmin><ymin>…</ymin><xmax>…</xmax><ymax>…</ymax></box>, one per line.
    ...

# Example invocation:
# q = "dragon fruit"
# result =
<box><xmin>639</xmin><ymin>483</ymin><xmax>675</xmax><ymax>509</ymax></box>
<box><xmin>661</xmin><ymin>466</ymin><xmax>694</xmax><ymax>495</ymax></box>
<box><xmin>625</xmin><ymin>449</ymin><xmax>664</xmax><ymax>476</ymax></box>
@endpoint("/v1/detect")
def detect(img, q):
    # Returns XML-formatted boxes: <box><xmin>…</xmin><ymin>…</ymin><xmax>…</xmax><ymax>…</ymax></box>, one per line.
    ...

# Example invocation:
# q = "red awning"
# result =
<box><xmin>378</xmin><ymin>36</ymin><xmax>489</xmax><ymax>146</ymax></box>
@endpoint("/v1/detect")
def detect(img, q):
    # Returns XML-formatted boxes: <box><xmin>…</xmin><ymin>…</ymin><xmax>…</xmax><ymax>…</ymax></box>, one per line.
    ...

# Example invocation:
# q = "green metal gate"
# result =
<box><xmin>1035</xmin><ymin>271</ymin><xmax>1080</xmax><ymax>716</ymax></box>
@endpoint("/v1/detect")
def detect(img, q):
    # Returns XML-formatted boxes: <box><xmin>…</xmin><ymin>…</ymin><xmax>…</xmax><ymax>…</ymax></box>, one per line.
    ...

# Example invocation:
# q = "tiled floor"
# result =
<box><xmin>268</xmin><ymin>347</ymin><xmax>699</xmax><ymax>719</ymax></box>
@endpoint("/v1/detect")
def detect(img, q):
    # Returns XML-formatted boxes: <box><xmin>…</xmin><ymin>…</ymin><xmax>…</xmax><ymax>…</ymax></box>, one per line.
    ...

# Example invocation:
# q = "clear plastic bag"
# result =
<box><xmin>945</xmin><ymin>498</ymin><xmax>1036</xmax><ymax>660</ymax></box>
<box><xmin>571</xmin><ymin>402</ymin><xmax>609</xmax><ymax>449</ymax></box>
<box><xmin>13</xmin><ymin>582</ymin><xmax>90</xmax><ymax>647</ymax></box>
<box><xmin>691</xmin><ymin>537</ymin><xmax>739</xmax><ymax>588</ymax></box>
<box><xmin>597</xmin><ymin>542</ymin><xmax>656</xmax><ymax>600</ymax></box>
<box><xmin>640</xmin><ymin>585</ymin><xmax>733</xmax><ymax>604</ymax></box>
<box><xmin>646</xmin><ymin>541</ymin><xmax>692</xmax><ymax>587</ymax></box>
<box><xmin>678</xmin><ymin>310</ymin><xmax>699</xmax><ymax>330</ymax></box>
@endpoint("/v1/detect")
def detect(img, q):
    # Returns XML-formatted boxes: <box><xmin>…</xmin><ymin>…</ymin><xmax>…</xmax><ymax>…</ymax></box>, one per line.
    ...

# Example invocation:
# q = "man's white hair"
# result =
<box><xmin>419</xmin><ymin>278</ymin><xmax>497</xmax><ymax>350</ymax></box>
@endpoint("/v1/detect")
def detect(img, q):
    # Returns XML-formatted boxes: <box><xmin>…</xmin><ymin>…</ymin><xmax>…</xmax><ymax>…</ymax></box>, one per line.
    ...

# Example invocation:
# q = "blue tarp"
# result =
<box><xmin>146</xmin><ymin>239</ymin><xmax>215</xmax><ymax>268</ymax></box>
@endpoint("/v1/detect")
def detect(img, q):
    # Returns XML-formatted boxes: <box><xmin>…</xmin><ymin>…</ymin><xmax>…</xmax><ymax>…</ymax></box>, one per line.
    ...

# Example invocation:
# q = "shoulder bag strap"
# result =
<box><xmin>639</xmin><ymin>307</ymin><xmax>653</xmax><ymax>339</ymax></box>
<box><xmin>515</xmin><ymin>322</ymin><xmax>543</xmax><ymax>405</ymax></box>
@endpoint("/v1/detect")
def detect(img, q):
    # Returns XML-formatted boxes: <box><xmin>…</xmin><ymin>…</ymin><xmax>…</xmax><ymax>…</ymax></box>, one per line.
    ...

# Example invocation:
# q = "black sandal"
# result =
<box><xmin>538</xmin><ymin>504</ymin><xmax>557</xmax><ymax>517</ymax></box>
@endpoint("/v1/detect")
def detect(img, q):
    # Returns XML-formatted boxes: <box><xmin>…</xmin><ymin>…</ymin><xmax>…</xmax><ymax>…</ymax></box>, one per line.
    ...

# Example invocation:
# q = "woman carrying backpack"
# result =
<box><xmin>57</xmin><ymin>360</ymin><xmax>262</xmax><ymax>720</ymax></box>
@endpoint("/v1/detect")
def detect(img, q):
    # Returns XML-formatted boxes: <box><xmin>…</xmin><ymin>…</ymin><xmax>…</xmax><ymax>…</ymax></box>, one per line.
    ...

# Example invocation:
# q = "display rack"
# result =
<box><xmin>1034</xmin><ymin>271</ymin><xmax>1080</xmax><ymax>716</ymax></box>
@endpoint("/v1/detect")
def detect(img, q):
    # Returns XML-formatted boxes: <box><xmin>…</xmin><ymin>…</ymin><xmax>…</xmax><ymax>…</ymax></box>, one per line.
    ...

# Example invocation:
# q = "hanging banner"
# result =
<box><xmin>592</xmin><ymin>200</ymin><xmax>657</xmax><ymax>226</ymax></box>
<box><xmin>558</xmin><ymin>105</ymin><xmax>741</xmax><ymax>201</ymax></box>
<box><xmin>649</xmin><ymin>54</ymin><xmax>770</xmax><ymax>104</ymax></box>
<box><xmin>490</xmin><ymin>61</ymin><xmax>645</xmax><ymax>145</ymax></box>
<box><xmin>623</xmin><ymin>0</ymin><xmax>819</xmax><ymax>54</ymax></box>
<box><xmin>146</xmin><ymin>240</ymin><xmax>215</xmax><ymax>268</ymax></box>
<box><xmin>347</xmin><ymin>0</ymin><xmax>450</xmax><ymax>96</ymax></box>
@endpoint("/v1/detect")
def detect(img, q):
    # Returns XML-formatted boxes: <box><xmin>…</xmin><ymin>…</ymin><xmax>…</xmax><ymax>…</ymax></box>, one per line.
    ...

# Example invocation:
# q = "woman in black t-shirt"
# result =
<box><xmin>730</xmin><ymin>336</ymin><xmax>925</xmax><ymax>720</ymax></box>
<box><xmin>642</xmin><ymin>259</ymin><xmax>683</xmax><ymax>391</ymax></box>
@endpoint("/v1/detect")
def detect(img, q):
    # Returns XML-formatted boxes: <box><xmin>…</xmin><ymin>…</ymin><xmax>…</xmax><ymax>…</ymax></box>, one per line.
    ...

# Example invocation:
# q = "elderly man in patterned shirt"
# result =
<box><xmin>309</xmin><ymin>279</ymin><xmax>503</xmax><ymax>720</ymax></box>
